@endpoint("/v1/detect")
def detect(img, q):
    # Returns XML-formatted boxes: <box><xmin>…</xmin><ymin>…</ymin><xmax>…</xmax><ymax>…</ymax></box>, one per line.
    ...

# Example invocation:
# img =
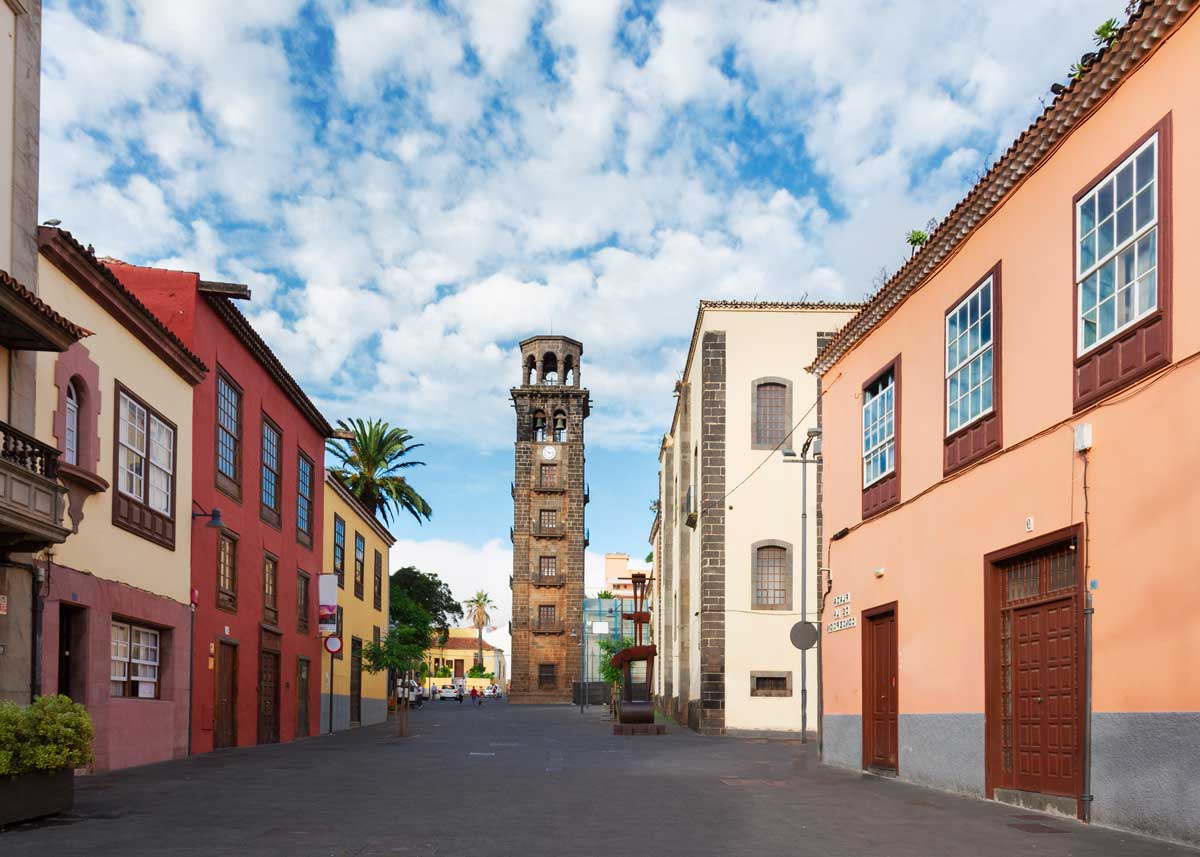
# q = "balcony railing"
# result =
<box><xmin>685</xmin><ymin>485</ymin><xmax>697</xmax><ymax>528</ymax></box>
<box><xmin>584</xmin><ymin>483</ymin><xmax>590</xmax><ymax>505</ymax></box>
<box><xmin>584</xmin><ymin>527</ymin><xmax>590</xmax><ymax>548</ymax></box>
<box><xmin>0</xmin><ymin>419</ymin><xmax>69</xmax><ymax>550</ymax></box>
<box><xmin>531</xmin><ymin>619</ymin><xmax>565</xmax><ymax>634</ymax></box>
<box><xmin>533</xmin><ymin>572</ymin><xmax>565</xmax><ymax>587</ymax></box>
<box><xmin>533</xmin><ymin>521</ymin><xmax>564</xmax><ymax>539</ymax></box>
<box><xmin>1</xmin><ymin>420</ymin><xmax>59</xmax><ymax>479</ymax></box>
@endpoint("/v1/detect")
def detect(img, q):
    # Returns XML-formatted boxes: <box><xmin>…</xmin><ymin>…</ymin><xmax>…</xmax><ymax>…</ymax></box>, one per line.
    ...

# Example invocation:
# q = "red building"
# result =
<box><xmin>112</xmin><ymin>264</ymin><xmax>331</xmax><ymax>752</ymax></box>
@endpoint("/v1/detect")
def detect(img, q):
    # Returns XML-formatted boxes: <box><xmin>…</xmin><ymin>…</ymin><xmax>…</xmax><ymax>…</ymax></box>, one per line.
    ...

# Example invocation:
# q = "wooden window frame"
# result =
<box><xmin>297</xmin><ymin>570</ymin><xmax>310</xmax><ymax>633</ymax></box>
<box><xmin>111</xmin><ymin>381</ymin><xmax>178</xmax><ymax>550</ymax></box>
<box><xmin>861</xmin><ymin>356</ymin><xmax>901</xmax><ymax>520</ymax></box>
<box><xmin>537</xmin><ymin>663</ymin><xmax>557</xmax><ymax>689</ymax></box>
<box><xmin>259</xmin><ymin>414</ymin><xmax>282</xmax><ymax>529</ymax></box>
<box><xmin>296</xmin><ymin>451</ymin><xmax>314</xmax><ymax>548</ymax></box>
<box><xmin>1072</xmin><ymin>114</ymin><xmax>1173</xmax><ymax>412</ymax></box>
<box><xmin>750</xmin><ymin>377</ymin><xmax>793</xmax><ymax>451</ymax></box>
<box><xmin>944</xmin><ymin>264</ymin><xmax>1004</xmax><ymax>475</ymax></box>
<box><xmin>333</xmin><ymin>606</ymin><xmax>344</xmax><ymax>660</ymax></box>
<box><xmin>333</xmin><ymin>514</ymin><xmax>346</xmax><ymax>589</ymax></box>
<box><xmin>373</xmin><ymin>550</ymin><xmax>383</xmax><ymax>611</ymax></box>
<box><xmin>354</xmin><ymin>532</ymin><xmax>365</xmax><ymax>600</ymax></box>
<box><xmin>109</xmin><ymin>619</ymin><xmax>163</xmax><ymax>700</ymax></box>
<box><xmin>217</xmin><ymin>529</ymin><xmax>238</xmax><ymax>613</ymax></box>
<box><xmin>215</xmin><ymin>369</ymin><xmax>243</xmax><ymax>502</ymax></box>
<box><xmin>262</xmin><ymin>552</ymin><xmax>279</xmax><ymax>627</ymax></box>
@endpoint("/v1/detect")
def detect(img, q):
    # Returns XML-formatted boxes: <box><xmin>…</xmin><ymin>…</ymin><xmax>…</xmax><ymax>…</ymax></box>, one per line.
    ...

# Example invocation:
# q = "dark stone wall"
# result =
<box><xmin>698</xmin><ymin>331</ymin><xmax>726</xmax><ymax>735</ymax></box>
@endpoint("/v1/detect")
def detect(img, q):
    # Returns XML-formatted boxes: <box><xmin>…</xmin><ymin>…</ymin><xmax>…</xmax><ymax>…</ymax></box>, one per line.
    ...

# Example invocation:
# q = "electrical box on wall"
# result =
<box><xmin>1074</xmin><ymin>423</ymin><xmax>1093</xmax><ymax>452</ymax></box>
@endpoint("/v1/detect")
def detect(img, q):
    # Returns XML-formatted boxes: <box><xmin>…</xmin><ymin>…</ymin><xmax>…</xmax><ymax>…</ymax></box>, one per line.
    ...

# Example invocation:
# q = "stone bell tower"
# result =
<box><xmin>509</xmin><ymin>336</ymin><xmax>589</xmax><ymax>703</ymax></box>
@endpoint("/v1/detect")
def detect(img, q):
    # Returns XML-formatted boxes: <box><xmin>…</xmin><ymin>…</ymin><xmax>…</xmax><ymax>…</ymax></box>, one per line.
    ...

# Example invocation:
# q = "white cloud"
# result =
<box><xmin>40</xmin><ymin>0</ymin><xmax>1121</xmax><ymax>453</ymax></box>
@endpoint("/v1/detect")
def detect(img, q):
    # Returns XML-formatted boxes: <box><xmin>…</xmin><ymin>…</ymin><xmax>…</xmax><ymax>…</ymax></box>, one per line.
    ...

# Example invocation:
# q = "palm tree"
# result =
<box><xmin>463</xmin><ymin>590</ymin><xmax>495</xmax><ymax>669</ymax></box>
<box><xmin>327</xmin><ymin>418</ymin><xmax>433</xmax><ymax>526</ymax></box>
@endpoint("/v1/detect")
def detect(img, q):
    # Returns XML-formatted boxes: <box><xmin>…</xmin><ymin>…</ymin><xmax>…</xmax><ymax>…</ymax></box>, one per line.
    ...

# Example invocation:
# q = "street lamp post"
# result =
<box><xmin>783</xmin><ymin>427</ymin><xmax>821</xmax><ymax>743</ymax></box>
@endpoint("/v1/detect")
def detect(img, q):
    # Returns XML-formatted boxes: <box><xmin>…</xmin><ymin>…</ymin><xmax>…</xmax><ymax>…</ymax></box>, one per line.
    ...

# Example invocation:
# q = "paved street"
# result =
<box><xmin>2</xmin><ymin>702</ymin><xmax>1193</xmax><ymax>857</ymax></box>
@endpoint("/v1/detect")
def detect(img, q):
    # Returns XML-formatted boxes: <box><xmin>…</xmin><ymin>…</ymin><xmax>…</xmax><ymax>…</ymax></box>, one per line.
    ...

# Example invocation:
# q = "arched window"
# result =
<box><xmin>533</xmin><ymin>410</ymin><xmax>547</xmax><ymax>442</ymax></box>
<box><xmin>752</xmin><ymin>541</ymin><xmax>792</xmax><ymax>610</ymax></box>
<box><xmin>553</xmin><ymin>411</ymin><xmax>567</xmax><ymax>442</ymax></box>
<box><xmin>542</xmin><ymin>352</ymin><xmax>558</xmax><ymax>385</ymax></box>
<box><xmin>65</xmin><ymin>380</ymin><xmax>80</xmax><ymax>465</ymax></box>
<box><xmin>525</xmin><ymin>355</ymin><xmax>537</xmax><ymax>386</ymax></box>
<box><xmin>563</xmin><ymin>354</ymin><xmax>575</xmax><ymax>386</ymax></box>
<box><xmin>751</xmin><ymin>378</ymin><xmax>792</xmax><ymax>450</ymax></box>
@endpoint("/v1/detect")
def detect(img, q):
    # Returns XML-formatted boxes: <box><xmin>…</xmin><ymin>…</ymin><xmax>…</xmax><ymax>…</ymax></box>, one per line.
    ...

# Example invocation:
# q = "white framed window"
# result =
<box><xmin>1076</xmin><ymin>134</ymin><xmax>1158</xmax><ymax>354</ymax></box>
<box><xmin>148</xmin><ymin>415</ymin><xmax>174</xmax><ymax>514</ymax></box>
<box><xmin>118</xmin><ymin>389</ymin><xmax>174</xmax><ymax>515</ymax></box>
<box><xmin>111</xmin><ymin>621</ymin><xmax>161</xmax><ymax>698</ymax></box>
<box><xmin>118</xmin><ymin>393</ymin><xmax>147</xmax><ymax>499</ymax></box>
<box><xmin>862</xmin><ymin>370</ymin><xmax>895</xmax><ymax>488</ymax></box>
<box><xmin>65</xmin><ymin>381</ymin><xmax>79</xmax><ymax>465</ymax></box>
<box><xmin>946</xmin><ymin>276</ymin><xmax>994</xmax><ymax>433</ymax></box>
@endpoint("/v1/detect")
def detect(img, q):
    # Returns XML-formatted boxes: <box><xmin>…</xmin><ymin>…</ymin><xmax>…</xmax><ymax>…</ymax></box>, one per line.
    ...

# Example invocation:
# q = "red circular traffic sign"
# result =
<box><xmin>324</xmin><ymin>636</ymin><xmax>343</xmax><ymax>655</ymax></box>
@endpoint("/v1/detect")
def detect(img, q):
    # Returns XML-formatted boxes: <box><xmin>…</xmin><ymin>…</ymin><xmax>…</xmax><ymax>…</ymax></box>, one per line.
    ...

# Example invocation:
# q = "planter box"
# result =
<box><xmin>0</xmin><ymin>769</ymin><xmax>74</xmax><ymax>827</ymax></box>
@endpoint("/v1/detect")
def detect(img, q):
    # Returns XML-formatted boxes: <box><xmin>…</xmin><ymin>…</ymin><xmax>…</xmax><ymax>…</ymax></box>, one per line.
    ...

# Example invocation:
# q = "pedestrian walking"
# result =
<box><xmin>470</xmin><ymin>687</ymin><xmax>480</xmax><ymax>706</ymax></box>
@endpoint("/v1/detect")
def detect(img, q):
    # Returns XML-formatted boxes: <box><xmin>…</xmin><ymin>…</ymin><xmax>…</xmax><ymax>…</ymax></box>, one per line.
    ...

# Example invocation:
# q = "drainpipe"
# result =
<box><xmin>819</xmin><ymin>527</ymin><xmax>850</xmax><ymax>765</ymax></box>
<box><xmin>187</xmin><ymin>602</ymin><xmax>195</xmax><ymax>756</ymax></box>
<box><xmin>1079</xmin><ymin>450</ymin><xmax>1094</xmax><ymax>822</ymax></box>
<box><xmin>30</xmin><ymin>554</ymin><xmax>47</xmax><ymax>701</ymax></box>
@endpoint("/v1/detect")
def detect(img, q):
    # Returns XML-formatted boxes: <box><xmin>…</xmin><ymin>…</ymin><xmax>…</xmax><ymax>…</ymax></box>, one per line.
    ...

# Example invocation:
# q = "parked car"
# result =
<box><xmin>483</xmin><ymin>685</ymin><xmax>500</xmax><ymax>698</ymax></box>
<box><xmin>438</xmin><ymin>684</ymin><xmax>459</xmax><ymax>700</ymax></box>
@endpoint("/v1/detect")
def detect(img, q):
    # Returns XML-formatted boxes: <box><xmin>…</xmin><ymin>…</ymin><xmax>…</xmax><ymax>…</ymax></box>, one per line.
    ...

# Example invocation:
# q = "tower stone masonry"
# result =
<box><xmin>509</xmin><ymin>336</ymin><xmax>589</xmax><ymax>703</ymax></box>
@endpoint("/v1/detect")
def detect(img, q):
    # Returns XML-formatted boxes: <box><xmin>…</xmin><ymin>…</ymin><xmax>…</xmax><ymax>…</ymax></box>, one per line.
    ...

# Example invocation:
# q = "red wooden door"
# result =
<box><xmin>1015</xmin><ymin>599</ymin><xmax>1077</xmax><ymax>796</ymax></box>
<box><xmin>865</xmin><ymin>609</ymin><xmax>898</xmax><ymax>771</ymax></box>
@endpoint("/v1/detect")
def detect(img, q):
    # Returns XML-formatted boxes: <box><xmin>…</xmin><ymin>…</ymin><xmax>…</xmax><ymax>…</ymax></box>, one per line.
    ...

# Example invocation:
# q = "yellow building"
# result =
<box><xmin>424</xmin><ymin>628</ymin><xmax>500</xmax><ymax>694</ymax></box>
<box><xmin>322</xmin><ymin>473</ymin><xmax>393</xmax><ymax>730</ymax></box>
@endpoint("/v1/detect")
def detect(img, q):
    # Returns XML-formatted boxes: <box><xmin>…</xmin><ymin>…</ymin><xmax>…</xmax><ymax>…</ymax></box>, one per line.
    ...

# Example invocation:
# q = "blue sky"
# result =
<box><xmin>40</xmin><ymin>0</ymin><xmax>1121</xmax><ymax>651</ymax></box>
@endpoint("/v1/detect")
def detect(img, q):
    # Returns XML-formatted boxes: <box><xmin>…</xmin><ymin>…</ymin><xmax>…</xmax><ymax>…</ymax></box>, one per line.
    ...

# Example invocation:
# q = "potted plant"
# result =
<box><xmin>0</xmin><ymin>694</ymin><xmax>94</xmax><ymax>826</ymax></box>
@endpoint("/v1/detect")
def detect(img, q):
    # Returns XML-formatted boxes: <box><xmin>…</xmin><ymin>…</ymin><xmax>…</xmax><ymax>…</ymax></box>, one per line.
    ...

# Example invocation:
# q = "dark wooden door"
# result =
<box><xmin>349</xmin><ymin>639</ymin><xmax>363</xmax><ymax>725</ymax></box>
<box><xmin>215</xmin><ymin>642</ymin><xmax>238</xmax><ymax>749</ymax></box>
<box><xmin>296</xmin><ymin>658</ymin><xmax>310</xmax><ymax>737</ymax></box>
<box><xmin>454</xmin><ymin>658</ymin><xmax>464</xmax><ymax>678</ymax></box>
<box><xmin>1015</xmin><ymin>599</ymin><xmax>1077</xmax><ymax>796</ymax></box>
<box><xmin>258</xmin><ymin>650</ymin><xmax>281</xmax><ymax>744</ymax></box>
<box><xmin>865</xmin><ymin>609</ymin><xmax>898</xmax><ymax>771</ymax></box>
<box><xmin>57</xmin><ymin>604</ymin><xmax>84</xmax><ymax>700</ymax></box>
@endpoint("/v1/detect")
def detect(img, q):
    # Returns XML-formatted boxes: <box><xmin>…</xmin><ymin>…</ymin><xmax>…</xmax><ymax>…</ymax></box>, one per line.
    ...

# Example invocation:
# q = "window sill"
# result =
<box><xmin>112</xmin><ymin>493</ymin><xmax>176</xmax><ymax>550</ymax></box>
<box><xmin>216</xmin><ymin>473</ymin><xmax>242</xmax><ymax>505</ymax></box>
<box><xmin>944</xmin><ymin>410</ymin><xmax>1002</xmax><ymax>476</ymax></box>
<box><xmin>260</xmin><ymin>506</ymin><xmax>281</xmax><ymax>530</ymax></box>
<box><xmin>297</xmin><ymin>530</ymin><xmax>312</xmax><ymax>549</ymax></box>
<box><xmin>862</xmin><ymin>471</ymin><xmax>899</xmax><ymax>520</ymax></box>
<box><xmin>1073</xmin><ymin>310</ymin><xmax>1169</xmax><ymax>412</ymax></box>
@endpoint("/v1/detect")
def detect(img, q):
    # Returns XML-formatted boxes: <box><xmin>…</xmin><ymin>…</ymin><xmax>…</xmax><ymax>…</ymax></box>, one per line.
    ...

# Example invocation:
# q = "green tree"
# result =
<box><xmin>389</xmin><ymin>565</ymin><xmax>463</xmax><ymax>637</ymax></box>
<box><xmin>327</xmin><ymin>418</ymin><xmax>432</xmax><ymax>526</ymax></box>
<box><xmin>463</xmin><ymin>590</ymin><xmax>495</xmax><ymax>669</ymax></box>
<box><xmin>596</xmin><ymin>590</ymin><xmax>614</xmax><ymax>600</ymax></box>
<box><xmin>467</xmin><ymin>663</ymin><xmax>493</xmax><ymax>679</ymax></box>
<box><xmin>435</xmin><ymin>664</ymin><xmax>452</xmax><ymax>678</ymax></box>
<box><xmin>362</xmin><ymin>594</ymin><xmax>433</xmax><ymax>736</ymax></box>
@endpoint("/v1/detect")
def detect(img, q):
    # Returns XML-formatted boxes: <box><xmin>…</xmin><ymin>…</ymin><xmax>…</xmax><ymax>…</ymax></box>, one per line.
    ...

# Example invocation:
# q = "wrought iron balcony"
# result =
<box><xmin>0</xmin><ymin>420</ymin><xmax>70</xmax><ymax>552</ymax></box>
<box><xmin>531</xmin><ymin>619</ymin><xmax>565</xmax><ymax>634</ymax></box>
<box><xmin>584</xmin><ymin>483</ymin><xmax>590</xmax><ymax>505</ymax></box>
<box><xmin>509</xmin><ymin>526</ymin><xmax>514</xmax><ymax>543</ymax></box>
<box><xmin>533</xmin><ymin>572</ymin><xmax>565</xmax><ymax>588</ymax></box>
<box><xmin>685</xmin><ymin>485</ymin><xmax>697</xmax><ymax>529</ymax></box>
<box><xmin>584</xmin><ymin>527</ymin><xmax>590</xmax><ymax>548</ymax></box>
<box><xmin>533</xmin><ymin>521</ymin><xmax>564</xmax><ymax>539</ymax></box>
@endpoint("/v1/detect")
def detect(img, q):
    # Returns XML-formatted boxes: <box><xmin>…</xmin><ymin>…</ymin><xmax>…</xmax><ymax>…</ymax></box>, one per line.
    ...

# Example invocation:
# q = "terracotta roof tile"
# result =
<box><xmin>39</xmin><ymin>228</ymin><xmax>208</xmax><ymax>376</ymax></box>
<box><xmin>0</xmin><ymin>267</ymin><xmax>91</xmax><ymax>342</ymax></box>
<box><xmin>809</xmin><ymin>0</ymin><xmax>1197</xmax><ymax>375</ymax></box>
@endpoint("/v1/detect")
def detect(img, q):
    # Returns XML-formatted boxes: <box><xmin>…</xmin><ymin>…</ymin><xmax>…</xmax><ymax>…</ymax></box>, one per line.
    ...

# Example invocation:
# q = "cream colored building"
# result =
<box><xmin>651</xmin><ymin>301</ymin><xmax>858</xmax><ymax>735</ymax></box>
<box><xmin>600</xmin><ymin>553</ymin><xmax>647</xmax><ymax>598</ymax></box>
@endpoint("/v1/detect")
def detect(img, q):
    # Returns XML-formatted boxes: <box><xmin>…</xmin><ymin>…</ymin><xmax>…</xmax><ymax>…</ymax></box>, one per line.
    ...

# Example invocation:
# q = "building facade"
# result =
<box><xmin>112</xmin><ymin>262</ymin><xmax>331</xmax><ymax>753</ymax></box>
<box><xmin>653</xmin><ymin>302</ymin><xmax>857</xmax><ymax>735</ymax></box>
<box><xmin>509</xmin><ymin>335</ymin><xmax>588</xmax><ymax>703</ymax></box>
<box><xmin>321</xmin><ymin>472</ymin><xmax>392</xmax><ymax>731</ymax></box>
<box><xmin>35</xmin><ymin>228</ymin><xmax>206</xmax><ymax>770</ymax></box>
<box><xmin>813</xmin><ymin>2</ymin><xmax>1198</xmax><ymax>844</ymax></box>
<box><xmin>0</xmin><ymin>0</ymin><xmax>83</xmax><ymax>706</ymax></box>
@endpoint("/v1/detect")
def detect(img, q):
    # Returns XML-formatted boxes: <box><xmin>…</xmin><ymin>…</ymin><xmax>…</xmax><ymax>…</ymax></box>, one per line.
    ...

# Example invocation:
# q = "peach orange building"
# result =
<box><xmin>811</xmin><ymin>3</ymin><xmax>1198</xmax><ymax>844</ymax></box>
